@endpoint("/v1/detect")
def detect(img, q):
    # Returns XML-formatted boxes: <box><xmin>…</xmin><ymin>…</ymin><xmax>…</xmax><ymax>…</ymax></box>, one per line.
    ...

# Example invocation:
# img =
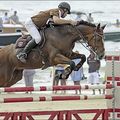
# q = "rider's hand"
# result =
<box><xmin>70</xmin><ymin>20</ymin><xmax>78</xmax><ymax>26</ymax></box>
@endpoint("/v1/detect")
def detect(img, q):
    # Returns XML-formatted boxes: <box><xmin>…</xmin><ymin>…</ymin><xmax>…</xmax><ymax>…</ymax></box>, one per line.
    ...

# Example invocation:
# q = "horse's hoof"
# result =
<box><xmin>61</xmin><ymin>74</ymin><xmax>67</xmax><ymax>79</ymax></box>
<box><xmin>61</xmin><ymin>67</ymin><xmax>71</xmax><ymax>79</ymax></box>
<box><xmin>61</xmin><ymin>74</ymin><xmax>69</xmax><ymax>79</ymax></box>
<box><xmin>41</xmin><ymin>65</ymin><xmax>47</xmax><ymax>70</ymax></box>
<box><xmin>41</xmin><ymin>64</ymin><xmax>50</xmax><ymax>70</ymax></box>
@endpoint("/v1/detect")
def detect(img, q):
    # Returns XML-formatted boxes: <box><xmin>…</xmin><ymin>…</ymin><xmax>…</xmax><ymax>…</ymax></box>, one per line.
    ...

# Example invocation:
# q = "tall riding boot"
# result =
<box><xmin>17</xmin><ymin>39</ymin><xmax>37</xmax><ymax>63</ymax></box>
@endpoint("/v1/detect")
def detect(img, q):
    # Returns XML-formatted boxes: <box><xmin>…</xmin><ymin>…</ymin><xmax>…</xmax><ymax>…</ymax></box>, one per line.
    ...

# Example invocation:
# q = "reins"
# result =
<box><xmin>73</xmin><ymin>25</ymin><xmax>101</xmax><ymax>60</ymax></box>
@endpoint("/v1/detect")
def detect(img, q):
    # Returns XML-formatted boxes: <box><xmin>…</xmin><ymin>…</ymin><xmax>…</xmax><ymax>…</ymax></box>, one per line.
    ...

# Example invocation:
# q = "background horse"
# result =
<box><xmin>0</xmin><ymin>21</ymin><xmax>105</xmax><ymax>87</ymax></box>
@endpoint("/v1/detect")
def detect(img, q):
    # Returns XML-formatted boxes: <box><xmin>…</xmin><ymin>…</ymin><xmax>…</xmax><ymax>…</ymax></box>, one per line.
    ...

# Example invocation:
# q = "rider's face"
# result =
<box><xmin>61</xmin><ymin>9</ymin><xmax>68</xmax><ymax>18</ymax></box>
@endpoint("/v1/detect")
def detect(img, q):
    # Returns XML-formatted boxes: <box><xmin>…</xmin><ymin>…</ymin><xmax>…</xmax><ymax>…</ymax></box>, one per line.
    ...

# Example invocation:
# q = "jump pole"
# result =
<box><xmin>0</xmin><ymin>94</ymin><xmax>113</xmax><ymax>103</ymax></box>
<box><xmin>0</xmin><ymin>84</ymin><xmax>112</xmax><ymax>93</ymax></box>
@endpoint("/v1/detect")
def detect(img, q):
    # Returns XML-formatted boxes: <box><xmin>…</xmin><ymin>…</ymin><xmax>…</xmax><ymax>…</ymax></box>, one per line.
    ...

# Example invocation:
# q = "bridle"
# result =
<box><xmin>74</xmin><ymin>25</ymin><xmax>104</xmax><ymax>59</ymax></box>
<box><xmin>86</xmin><ymin>29</ymin><xmax>104</xmax><ymax>52</ymax></box>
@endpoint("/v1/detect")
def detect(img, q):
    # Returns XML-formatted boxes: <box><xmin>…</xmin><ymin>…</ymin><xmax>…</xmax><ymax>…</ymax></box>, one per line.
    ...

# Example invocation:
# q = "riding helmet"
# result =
<box><xmin>58</xmin><ymin>2</ymin><xmax>71</xmax><ymax>14</ymax></box>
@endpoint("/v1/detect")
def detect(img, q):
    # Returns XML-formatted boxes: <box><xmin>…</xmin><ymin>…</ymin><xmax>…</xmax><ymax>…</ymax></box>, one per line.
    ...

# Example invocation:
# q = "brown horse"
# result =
<box><xmin>0</xmin><ymin>21</ymin><xmax>105</xmax><ymax>87</ymax></box>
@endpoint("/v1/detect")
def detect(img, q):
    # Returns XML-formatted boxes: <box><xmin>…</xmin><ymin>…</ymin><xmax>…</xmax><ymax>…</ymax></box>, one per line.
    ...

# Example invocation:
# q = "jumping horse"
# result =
<box><xmin>0</xmin><ymin>21</ymin><xmax>105</xmax><ymax>87</ymax></box>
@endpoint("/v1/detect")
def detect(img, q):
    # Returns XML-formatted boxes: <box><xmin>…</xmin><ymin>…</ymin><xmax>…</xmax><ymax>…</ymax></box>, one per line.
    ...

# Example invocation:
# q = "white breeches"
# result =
<box><xmin>88</xmin><ymin>72</ymin><xmax>100</xmax><ymax>84</ymax></box>
<box><xmin>25</xmin><ymin>18</ymin><xmax>41</xmax><ymax>44</ymax></box>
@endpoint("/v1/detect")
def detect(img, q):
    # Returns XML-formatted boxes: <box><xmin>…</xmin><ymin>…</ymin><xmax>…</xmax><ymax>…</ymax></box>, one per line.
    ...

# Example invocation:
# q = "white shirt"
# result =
<box><xmin>2</xmin><ymin>16</ymin><xmax>9</xmax><ymax>23</ymax></box>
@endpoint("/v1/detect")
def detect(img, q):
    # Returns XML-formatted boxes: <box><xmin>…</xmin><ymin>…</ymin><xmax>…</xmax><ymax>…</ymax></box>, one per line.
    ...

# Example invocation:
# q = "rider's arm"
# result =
<box><xmin>53</xmin><ymin>16</ymin><xmax>77</xmax><ymax>26</ymax></box>
<box><xmin>50</xmin><ymin>9</ymin><xmax>77</xmax><ymax>25</ymax></box>
<box><xmin>53</xmin><ymin>16</ymin><xmax>72</xmax><ymax>25</ymax></box>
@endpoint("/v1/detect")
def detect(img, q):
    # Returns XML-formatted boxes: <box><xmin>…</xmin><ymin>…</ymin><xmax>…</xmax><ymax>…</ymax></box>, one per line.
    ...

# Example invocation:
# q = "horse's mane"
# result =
<box><xmin>77</xmin><ymin>20</ymin><xmax>96</xmax><ymax>27</ymax></box>
<box><xmin>45</xmin><ymin>20</ymin><xmax>96</xmax><ymax>29</ymax></box>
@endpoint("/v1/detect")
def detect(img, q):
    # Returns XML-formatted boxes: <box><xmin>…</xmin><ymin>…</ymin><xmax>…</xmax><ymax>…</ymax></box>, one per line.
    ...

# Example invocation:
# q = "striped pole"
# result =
<box><xmin>0</xmin><ymin>95</ymin><xmax>113</xmax><ymax>103</ymax></box>
<box><xmin>0</xmin><ymin>84</ymin><xmax>112</xmax><ymax>93</ymax></box>
<box><xmin>105</xmin><ymin>52</ymin><xmax>120</xmax><ymax>120</ymax></box>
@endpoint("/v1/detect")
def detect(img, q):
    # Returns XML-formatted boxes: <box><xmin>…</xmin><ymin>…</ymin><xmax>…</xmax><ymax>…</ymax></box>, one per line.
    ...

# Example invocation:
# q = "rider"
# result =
<box><xmin>17</xmin><ymin>2</ymin><xmax>78</xmax><ymax>63</ymax></box>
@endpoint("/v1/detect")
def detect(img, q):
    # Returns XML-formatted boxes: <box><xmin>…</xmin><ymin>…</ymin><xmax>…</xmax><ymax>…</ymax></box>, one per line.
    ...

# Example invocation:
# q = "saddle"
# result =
<box><xmin>15</xmin><ymin>31</ymin><xmax>45</xmax><ymax>49</ymax></box>
<box><xmin>15</xmin><ymin>32</ymin><xmax>31</xmax><ymax>48</ymax></box>
<box><xmin>15</xmin><ymin>30</ymin><xmax>49</xmax><ymax>70</ymax></box>
<box><xmin>15</xmin><ymin>22</ymin><xmax>57</xmax><ymax>49</ymax></box>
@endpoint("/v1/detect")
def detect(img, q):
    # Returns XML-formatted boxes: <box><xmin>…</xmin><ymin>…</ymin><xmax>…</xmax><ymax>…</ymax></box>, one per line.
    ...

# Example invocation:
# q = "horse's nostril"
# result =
<box><xmin>101</xmin><ymin>55</ymin><xmax>104</xmax><ymax>59</ymax></box>
<box><xmin>99</xmin><ymin>55</ymin><xmax>103</xmax><ymax>60</ymax></box>
<box><xmin>99</xmin><ymin>52</ymin><xmax>105</xmax><ymax>59</ymax></box>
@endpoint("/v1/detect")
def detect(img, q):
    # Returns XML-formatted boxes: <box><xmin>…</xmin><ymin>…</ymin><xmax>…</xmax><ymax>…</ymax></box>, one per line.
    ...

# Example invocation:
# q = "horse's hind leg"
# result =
<box><xmin>69</xmin><ymin>52</ymin><xmax>86</xmax><ymax>71</ymax></box>
<box><xmin>53</xmin><ymin>53</ymin><xmax>75</xmax><ymax>79</ymax></box>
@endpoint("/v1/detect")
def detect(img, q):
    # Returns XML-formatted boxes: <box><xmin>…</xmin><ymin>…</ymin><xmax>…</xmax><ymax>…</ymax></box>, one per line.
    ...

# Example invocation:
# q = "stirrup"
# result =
<box><xmin>16</xmin><ymin>52</ymin><xmax>27</xmax><ymax>63</ymax></box>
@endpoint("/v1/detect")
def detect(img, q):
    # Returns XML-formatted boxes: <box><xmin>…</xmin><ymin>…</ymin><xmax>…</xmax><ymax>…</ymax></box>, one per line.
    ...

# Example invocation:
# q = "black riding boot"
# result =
<box><xmin>17</xmin><ymin>39</ymin><xmax>37</xmax><ymax>63</ymax></box>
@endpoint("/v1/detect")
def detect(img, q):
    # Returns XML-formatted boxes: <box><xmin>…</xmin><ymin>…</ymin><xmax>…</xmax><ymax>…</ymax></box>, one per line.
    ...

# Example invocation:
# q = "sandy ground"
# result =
<box><xmin>0</xmin><ymin>92</ymin><xmax>107</xmax><ymax>120</ymax></box>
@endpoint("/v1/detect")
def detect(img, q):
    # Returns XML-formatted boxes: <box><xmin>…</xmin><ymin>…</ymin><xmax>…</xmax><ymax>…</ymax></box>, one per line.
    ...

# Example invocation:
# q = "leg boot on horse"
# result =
<box><xmin>61</xmin><ymin>61</ymin><xmax>75</xmax><ymax>79</ymax></box>
<box><xmin>17</xmin><ymin>39</ymin><xmax>37</xmax><ymax>63</ymax></box>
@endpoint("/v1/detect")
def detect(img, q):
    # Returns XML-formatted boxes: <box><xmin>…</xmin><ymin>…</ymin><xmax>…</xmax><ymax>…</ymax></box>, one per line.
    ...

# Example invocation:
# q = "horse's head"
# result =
<box><xmin>76</xmin><ymin>22</ymin><xmax>105</xmax><ymax>60</ymax></box>
<box><xmin>87</xmin><ymin>23</ymin><xmax>105</xmax><ymax>60</ymax></box>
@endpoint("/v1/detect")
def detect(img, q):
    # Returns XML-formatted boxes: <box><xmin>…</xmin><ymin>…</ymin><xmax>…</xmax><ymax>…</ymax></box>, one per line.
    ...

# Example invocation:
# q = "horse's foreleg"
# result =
<box><xmin>53</xmin><ymin>53</ymin><xmax>75</xmax><ymax>79</ymax></box>
<box><xmin>69</xmin><ymin>52</ymin><xmax>86</xmax><ymax>71</ymax></box>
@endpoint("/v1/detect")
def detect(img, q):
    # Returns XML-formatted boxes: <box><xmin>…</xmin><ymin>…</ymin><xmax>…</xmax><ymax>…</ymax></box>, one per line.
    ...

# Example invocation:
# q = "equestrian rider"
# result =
<box><xmin>17</xmin><ymin>2</ymin><xmax>78</xmax><ymax>63</ymax></box>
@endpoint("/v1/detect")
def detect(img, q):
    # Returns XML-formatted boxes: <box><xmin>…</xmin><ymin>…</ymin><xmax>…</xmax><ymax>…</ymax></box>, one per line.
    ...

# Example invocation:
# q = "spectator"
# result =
<box><xmin>10</xmin><ymin>11</ymin><xmax>20</xmax><ymax>24</ymax></box>
<box><xmin>2</xmin><ymin>12</ymin><xmax>10</xmax><ymax>24</ymax></box>
<box><xmin>23</xmin><ymin>69</ymin><xmax>36</xmax><ymax>93</ymax></box>
<box><xmin>82</xmin><ymin>73</ymin><xmax>87</xmax><ymax>80</ymax></box>
<box><xmin>52</xmin><ymin>64</ymin><xmax>66</xmax><ymax>94</ymax></box>
<box><xmin>75</xmin><ymin>14</ymin><xmax>82</xmax><ymax>21</ymax></box>
<box><xmin>116</xmin><ymin>19</ymin><xmax>120</xmax><ymax>27</ymax></box>
<box><xmin>71</xmin><ymin>58</ymin><xmax>83</xmax><ymax>94</ymax></box>
<box><xmin>87</xmin><ymin>50</ymin><xmax>101</xmax><ymax>95</ymax></box>
<box><xmin>87</xmin><ymin>13</ymin><xmax>94</xmax><ymax>23</ymax></box>
<box><xmin>0</xmin><ymin>17</ymin><xmax>3</xmax><ymax>27</ymax></box>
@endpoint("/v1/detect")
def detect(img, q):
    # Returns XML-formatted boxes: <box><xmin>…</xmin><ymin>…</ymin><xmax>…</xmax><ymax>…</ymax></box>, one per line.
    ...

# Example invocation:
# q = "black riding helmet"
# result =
<box><xmin>58</xmin><ymin>2</ymin><xmax>71</xmax><ymax>14</ymax></box>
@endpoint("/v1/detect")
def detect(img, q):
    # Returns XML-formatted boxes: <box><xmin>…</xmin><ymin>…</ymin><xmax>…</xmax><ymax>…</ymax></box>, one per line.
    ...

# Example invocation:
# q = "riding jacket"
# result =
<box><xmin>31</xmin><ymin>8</ymin><xmax>59</xmax><ymax>28</ymax></box>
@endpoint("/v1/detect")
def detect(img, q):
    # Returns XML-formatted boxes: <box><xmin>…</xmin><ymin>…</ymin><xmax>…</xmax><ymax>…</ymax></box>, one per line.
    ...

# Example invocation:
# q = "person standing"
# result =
<box><xmin>71</xmin><ymin>51</ymin><xmax>84</xmax><ymax>94</ymax></box>
<box><xmin>87</xmin><ymin>50</ymin><xmax>101</xmax><ymax>95</ymax></box>
<box><xmin>10</xmin><ymin>11</ymin><xmax>20</xmax><ymax>24</ymax></box>
<box><xmin>2</xmin><ymin>12</ymin><xmax>10</xmax><ymax>24</ymax></box>
<box><xmin>52</xmin><ymin>64</ymin><xmax>66</xmax><ymax>94</ymax></box>
<box><xmin>0</xmin><ymin>17</ymin><xmax>3</xmax><ymax>27</ymax></box>
<box><xmin>87</xmin><ymin>13</ymin><xmax>94</xmax><ymax>23</ymax></box>
<box><xmin>23</xmin><ymin>69</ymin><xmax>36</xmax><ymax>93</ymax></box>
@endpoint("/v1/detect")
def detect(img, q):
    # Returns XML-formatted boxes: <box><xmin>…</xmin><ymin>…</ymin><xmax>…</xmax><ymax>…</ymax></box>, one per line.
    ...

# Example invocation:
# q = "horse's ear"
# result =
<box><xmin>97</xmin><ymin>23</ymin><xmax>100</xmax><ymax>29</ymax></box>
<box><xmin>101</xmin><ymin>24</ymin><xmax>106</xmax><ymax>30</ymax></box>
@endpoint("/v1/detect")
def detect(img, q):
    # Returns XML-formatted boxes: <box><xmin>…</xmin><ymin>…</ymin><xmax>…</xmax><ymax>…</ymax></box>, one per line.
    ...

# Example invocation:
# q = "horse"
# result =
<box><xmin>0</xmin><ymin>21</ymin><xmax>105</xmax><ymax>87</ymax></box>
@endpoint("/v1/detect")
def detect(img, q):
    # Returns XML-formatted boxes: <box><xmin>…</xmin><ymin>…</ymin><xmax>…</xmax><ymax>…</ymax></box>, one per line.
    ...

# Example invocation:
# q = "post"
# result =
<box><xmin>105</xmin><ymin>51</ymin><xmax>120</xmax><ymax>120</ymax></box>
